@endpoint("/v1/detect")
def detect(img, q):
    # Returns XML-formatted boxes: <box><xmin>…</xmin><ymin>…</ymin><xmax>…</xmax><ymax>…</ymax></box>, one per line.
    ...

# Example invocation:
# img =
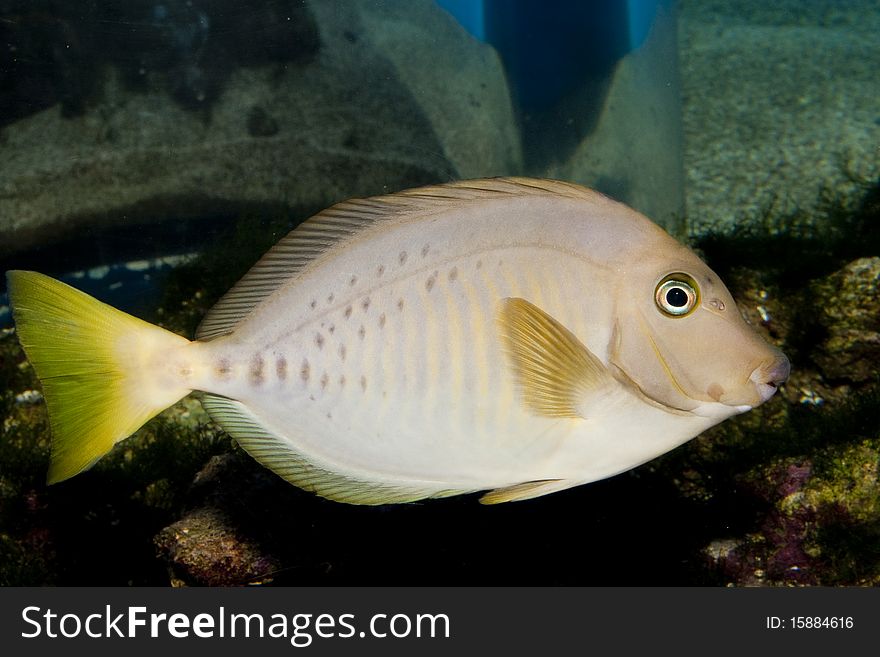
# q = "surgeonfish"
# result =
<box><xmin>6</xmin><ymin>178</ymin><xmax>790</xmax><ymax>504</ymax></box>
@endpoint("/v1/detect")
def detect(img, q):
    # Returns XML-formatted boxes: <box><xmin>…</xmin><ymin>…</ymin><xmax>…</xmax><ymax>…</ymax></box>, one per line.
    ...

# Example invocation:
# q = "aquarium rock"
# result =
<box><xmin>811</xmin><ymin>257</ymin><xmax>880</xmax><ymax>383</ymax></box>
<box><xmin>154</xmin><ymin>506</ymin><xmax>280</xmax><ymax>586</ymax></box>
<box><xmin>153</xmin><ymin>452</ymin><xmax>282</xmax><ymax>586</ymax></box>
<box><xmin>0</xmin><ymin>0</ymin><xmax>519</xmax><ymax>258</ymax></box>
<box><xmin>554</xmin><ymin>5</ymin><xmax>684</xmax><ymax>234</ymax></box>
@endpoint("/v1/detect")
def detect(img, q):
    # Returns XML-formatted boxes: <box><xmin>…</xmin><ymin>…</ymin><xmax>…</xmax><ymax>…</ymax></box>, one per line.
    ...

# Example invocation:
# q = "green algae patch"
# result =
<box><xmin>807</xmin><ymin>440</ymin><xmax>880</xmax><ymax>524</ymax></box>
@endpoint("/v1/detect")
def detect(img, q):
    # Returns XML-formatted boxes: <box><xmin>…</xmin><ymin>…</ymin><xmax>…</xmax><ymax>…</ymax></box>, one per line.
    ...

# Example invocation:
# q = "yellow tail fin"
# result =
<box><xmin>6</xmin><ymin>271</ymin><xmax>192</xmax><ymax>483</ymax></box>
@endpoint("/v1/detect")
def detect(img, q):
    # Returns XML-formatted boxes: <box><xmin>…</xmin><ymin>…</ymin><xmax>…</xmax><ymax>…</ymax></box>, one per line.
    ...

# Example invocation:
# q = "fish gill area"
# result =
<box><xmin>1</xmin><ymin>177</ymin><xmax>878</xmax><ymax>586</ymax></box>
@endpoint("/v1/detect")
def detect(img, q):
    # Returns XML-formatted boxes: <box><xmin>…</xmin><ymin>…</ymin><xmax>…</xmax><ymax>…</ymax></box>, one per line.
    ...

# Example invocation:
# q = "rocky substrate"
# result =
<box><xmin>679</xmin><ymin>0</ymin><xmax>880</xmax><ymax>236</ymax></box>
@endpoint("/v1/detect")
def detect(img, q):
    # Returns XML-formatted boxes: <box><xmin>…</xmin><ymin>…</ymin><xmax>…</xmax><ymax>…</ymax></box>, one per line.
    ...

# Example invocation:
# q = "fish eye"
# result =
<box><xmin>655</xmin><ymin>274</ymin><xmax>699</xmax><ymax>317</ymax></box>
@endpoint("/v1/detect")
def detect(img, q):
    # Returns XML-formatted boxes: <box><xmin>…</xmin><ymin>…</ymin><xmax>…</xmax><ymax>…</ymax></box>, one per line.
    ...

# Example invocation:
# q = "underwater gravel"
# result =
<box><xmin>679</xmin><ymin>0</ymin><xmax>880</xmax><ymax>236</ymax></box>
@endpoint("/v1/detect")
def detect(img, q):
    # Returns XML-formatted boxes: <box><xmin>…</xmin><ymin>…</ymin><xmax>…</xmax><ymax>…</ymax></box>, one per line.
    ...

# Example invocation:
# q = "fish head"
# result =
<box><xmin>609</xmin><ymin>246</ymin><xmax>790</xmax><ymax>417</ymax></box>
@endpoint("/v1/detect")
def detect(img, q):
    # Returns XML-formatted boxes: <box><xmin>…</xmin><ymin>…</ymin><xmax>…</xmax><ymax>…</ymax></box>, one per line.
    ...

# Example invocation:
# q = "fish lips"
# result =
<box><xmin>748</xmin><ymin>353</ymin><xmax>791</xmax><ymax>404</ymax></box>
<box><xmin>722</xmin><ymin>352</ymin><xmax>790</xmax><ymax>410</ymax></box>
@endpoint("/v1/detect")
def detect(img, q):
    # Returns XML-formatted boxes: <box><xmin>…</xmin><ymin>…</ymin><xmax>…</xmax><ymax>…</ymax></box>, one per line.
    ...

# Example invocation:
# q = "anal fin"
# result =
<box><xmin>200</xmin><ymin>394</ymin><xmax>471</xmax><ymax>505</ymax></box>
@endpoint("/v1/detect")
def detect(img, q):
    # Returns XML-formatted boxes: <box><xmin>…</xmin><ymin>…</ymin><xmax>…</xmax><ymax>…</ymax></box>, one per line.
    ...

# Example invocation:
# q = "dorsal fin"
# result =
<box><xmin>196</xmin><ymin>177</ymin><xmax>607</xmax><ymax>340</ymax></box>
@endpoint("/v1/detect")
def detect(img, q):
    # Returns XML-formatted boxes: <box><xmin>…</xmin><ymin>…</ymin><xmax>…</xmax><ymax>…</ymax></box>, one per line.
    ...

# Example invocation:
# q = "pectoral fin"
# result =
<box><xmin>497</xmin><ymin>297</ymin><xmax>614</xmax><ymax>418</ymax></box>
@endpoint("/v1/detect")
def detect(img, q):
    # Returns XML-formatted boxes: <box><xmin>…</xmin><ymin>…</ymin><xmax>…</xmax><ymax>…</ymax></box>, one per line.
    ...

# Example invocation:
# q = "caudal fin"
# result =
<box><xmin>6</xmin><ymin>271</ymin><xmax>192</xmax><ymax>483</ymax></box>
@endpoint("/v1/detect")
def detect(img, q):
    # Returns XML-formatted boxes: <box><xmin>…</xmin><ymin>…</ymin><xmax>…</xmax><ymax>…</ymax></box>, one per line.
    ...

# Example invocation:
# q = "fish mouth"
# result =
<box><xmin>749</xmin><ymin>354</ymin><xmax>791</xmax><ymax>404</ymax></box>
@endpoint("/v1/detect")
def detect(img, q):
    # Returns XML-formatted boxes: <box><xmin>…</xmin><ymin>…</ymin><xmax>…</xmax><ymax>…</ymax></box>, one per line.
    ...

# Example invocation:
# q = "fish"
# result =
<box><xmin>5</xmin><ymin>177</ymin><xmax>790</xmax><ymax>505</ymax></box>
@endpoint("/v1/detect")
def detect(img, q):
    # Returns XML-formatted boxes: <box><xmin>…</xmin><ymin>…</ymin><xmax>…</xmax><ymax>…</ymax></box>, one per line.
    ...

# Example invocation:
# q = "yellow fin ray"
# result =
<box><xmin>6</xmin><ymin>271</ymin><xmax>191</xmax><ymax>483</ymax></box>
<box><xmin>497</xmin><ymin>297</ymin><xmax>612</xmax><ymax>418</ymax></box>
<box><xmin>480</xmin><ymin>479</ymin><xmax>576</xmax><ymax>504</ymax></box>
